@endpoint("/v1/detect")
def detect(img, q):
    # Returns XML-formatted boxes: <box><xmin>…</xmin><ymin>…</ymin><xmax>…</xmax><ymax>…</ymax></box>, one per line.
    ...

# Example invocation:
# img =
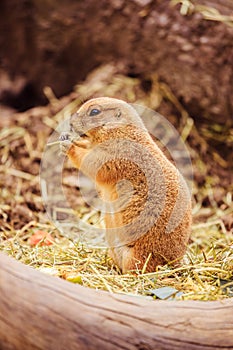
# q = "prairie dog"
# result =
<box><xmin>60</xmin><ymin>97</ymin><xmax>192</xmax><ymax>273</ymax></box>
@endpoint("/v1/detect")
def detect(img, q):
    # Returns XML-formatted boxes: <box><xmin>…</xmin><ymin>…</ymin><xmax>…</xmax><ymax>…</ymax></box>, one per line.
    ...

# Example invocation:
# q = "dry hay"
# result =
<box><xmin>172</xmin><ymin>0</ymin><xmax>233</xmax><ymax>27</ymax></box>
<box><xmin>0</xmin><ymin>64</ymin><xmax>232</xmax><ymax>301</ymax></box>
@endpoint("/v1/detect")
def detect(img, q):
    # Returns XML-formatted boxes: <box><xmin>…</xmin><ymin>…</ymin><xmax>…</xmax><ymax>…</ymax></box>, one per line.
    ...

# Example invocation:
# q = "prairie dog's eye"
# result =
<box><xmin>89</xmin><ymin>108</ymin><xmax>101</xmax><ymax>116</ymax></box>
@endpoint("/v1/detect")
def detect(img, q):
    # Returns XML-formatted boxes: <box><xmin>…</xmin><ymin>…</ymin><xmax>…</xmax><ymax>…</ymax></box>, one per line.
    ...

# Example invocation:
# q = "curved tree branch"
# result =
<box><xmin>0</xmin><ymin>252</ymin><xmax>233</xmax><ymax>350</ymax></box>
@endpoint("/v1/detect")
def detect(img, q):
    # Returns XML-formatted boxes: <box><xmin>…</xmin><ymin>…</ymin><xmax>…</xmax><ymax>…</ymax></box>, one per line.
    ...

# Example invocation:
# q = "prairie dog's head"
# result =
<box><xmin>70</xmin><ymin>97</ymin><xmax>146</xmax><ymax>139</ymax></box>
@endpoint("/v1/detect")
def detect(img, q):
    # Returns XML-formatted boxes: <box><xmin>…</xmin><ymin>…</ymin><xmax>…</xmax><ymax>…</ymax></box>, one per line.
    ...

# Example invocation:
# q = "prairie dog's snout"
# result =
<box><xmin>60</xmin><ymin>97</ymin><xmax>192</xmax><ymax>273</ymax></box>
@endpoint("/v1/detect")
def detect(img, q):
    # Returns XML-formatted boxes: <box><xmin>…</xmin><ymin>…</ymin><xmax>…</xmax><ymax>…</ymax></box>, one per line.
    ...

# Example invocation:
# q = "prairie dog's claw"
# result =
<box><xmin>59</xmin><ymin>132</ymin><xmax>71</xmax><ymax>141</ymax></box>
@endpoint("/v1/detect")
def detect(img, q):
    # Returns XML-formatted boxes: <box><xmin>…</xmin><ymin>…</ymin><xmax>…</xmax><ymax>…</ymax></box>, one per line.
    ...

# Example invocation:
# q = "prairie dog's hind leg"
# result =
<box><xmin>109</xmin><ymin>245</ymin><xmax>137</xmax><ymax>273</ymax></box>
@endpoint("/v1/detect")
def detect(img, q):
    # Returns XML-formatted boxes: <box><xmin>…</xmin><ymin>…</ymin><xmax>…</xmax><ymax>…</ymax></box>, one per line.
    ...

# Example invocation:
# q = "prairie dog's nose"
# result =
<box><xmin>70</xmin><ymin>112</ymin><xmax>80</xmax><ymax>133</ymax></box>
<box><xmin>70</xmin><ymin>112</ymin><xmax>79</xmax><ymax>124</ymax></box>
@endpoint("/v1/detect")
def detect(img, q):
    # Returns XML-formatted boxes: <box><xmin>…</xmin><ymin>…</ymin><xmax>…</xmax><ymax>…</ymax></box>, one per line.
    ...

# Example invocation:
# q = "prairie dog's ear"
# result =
<box><xmin>115</xmin><ymin>108</ymin><xmax>122</xmax><ymax>119</ymax></box>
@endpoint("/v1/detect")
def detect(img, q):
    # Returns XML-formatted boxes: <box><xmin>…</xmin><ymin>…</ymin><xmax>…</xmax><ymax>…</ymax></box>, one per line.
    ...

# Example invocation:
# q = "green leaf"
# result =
<box><xmin>66</xmin><ymin>275</ymin><xmax>83</xmax><ymax>284</ymax></box>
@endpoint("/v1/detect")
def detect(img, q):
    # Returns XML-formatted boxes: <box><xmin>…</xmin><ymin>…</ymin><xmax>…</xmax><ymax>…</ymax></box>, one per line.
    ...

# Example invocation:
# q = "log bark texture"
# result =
<box><xmin>0</xmin><ymin>0</ymin><xmax>232</xmax><ymax>125</ymax></box>
<box><xmin>0</xmin><ymin>252</ymin><xmax>233</xmax><ymax>350</ymax></box>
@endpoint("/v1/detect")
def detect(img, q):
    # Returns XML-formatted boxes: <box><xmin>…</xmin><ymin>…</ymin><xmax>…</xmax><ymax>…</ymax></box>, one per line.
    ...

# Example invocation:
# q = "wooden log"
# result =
<box><xmin>0</xmin><ymin>252</ymin><xmax>233</xmax><ymax>350</ymax></box>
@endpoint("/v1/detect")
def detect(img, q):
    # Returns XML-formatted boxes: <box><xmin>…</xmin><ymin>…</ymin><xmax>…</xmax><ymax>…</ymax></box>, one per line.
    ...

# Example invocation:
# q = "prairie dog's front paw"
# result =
<box><xmin>59</xmin><ymin>132</ymin><xmax>72</xmax><ymax>154</ymax></box>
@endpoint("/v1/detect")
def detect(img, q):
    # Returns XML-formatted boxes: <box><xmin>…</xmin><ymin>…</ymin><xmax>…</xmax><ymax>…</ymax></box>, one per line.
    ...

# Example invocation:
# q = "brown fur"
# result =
<box><xmin>61</xmin><ymin>97</ymin><xmax>192</xmax><ymax>273</ymax></box>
